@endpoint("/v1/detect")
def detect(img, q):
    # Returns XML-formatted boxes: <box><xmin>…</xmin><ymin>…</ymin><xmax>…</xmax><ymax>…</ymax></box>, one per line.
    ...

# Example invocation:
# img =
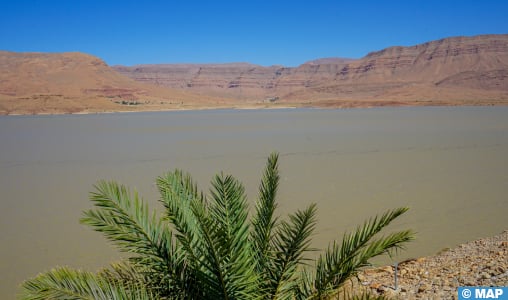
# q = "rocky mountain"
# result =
<box><xmin>115</xmin><ymin>34</ymin><xmax>508</xmax><ymax>106</ymax></box>
<box><xmin>113</xmin><ymin>63</ymin><xmax>287</xmax><ymax>100</ymax></box>
<box><xmin>2</xmin><ymin>34</ymin><xmax>508</xmax><ymax>115</ymax></box>
<box><xmin>0</xmin><ymin>51</ymin><xmax>228</xmax><ymax>114</ymax></box>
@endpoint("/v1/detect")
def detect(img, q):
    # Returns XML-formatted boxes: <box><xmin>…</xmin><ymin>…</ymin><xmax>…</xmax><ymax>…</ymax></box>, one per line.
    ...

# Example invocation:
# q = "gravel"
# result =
<box><xmin>355</xmin><ymin>230</ymin><xmax>508</xmax><ymax>299</ymax></box>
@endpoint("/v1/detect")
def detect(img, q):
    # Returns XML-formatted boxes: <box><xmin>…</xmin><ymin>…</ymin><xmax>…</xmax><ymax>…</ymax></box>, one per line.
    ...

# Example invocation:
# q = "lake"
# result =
<box><xmin>1</xmin><ymin>106</ymin><xmax>507</xmax><ymax>298</ymax></box>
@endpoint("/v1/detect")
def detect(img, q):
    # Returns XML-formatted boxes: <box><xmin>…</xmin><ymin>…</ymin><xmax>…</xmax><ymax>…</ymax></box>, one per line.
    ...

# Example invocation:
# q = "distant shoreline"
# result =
<box><xmin>2</xmin><ymin>101</ymin><xmax>508</xmax><ymax>116</ymax></box>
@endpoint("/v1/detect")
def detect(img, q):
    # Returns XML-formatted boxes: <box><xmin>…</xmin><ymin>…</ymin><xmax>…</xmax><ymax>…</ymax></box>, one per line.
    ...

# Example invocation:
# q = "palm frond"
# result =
<box><xmin>292</xmin><ymin>267</ymin><xmax>316</xmax><ymax>300</ymax></box>
<box><xmin>352</xmin><ymin>230</ymin><xmax>414</xmax><ymax>268</ymax></box>
<box><xmin>158</xmin><ymin>170</ymin><xmax>261</xmax><ymax>299</ymax></box>
<box><xmin>98</xmin><ymin>261</ymin><xmax>147</xmax><ymax>287</ymax></box>
<box><xmin>20</xmin><ymin>267</ymin><xmax>153</xmax><ymax>300</ymax></box>
<box><xmin>80</xmin><ymin>181</ymin><xmax>179</xmax><ymax>295</ymax></box>
<box><xmin>268</xmin><ymin>203</ymin><xmax>317</xmax><ymax>299</ymax></box>
<box><xmin>313</xmin><ymin>207</ymin><xmax>414</xmax><ymax>298</ymax></box>
<box><xmin>208</xmin><ymin>173</ymin><xmax>259</xmax><ymax>298</ymax></box>
<box><xmin>251</xmin><ymin>152</ymin><xmax>280</xmax><ymax>275</ymax></box>
<box><xmin>157</xmin><ymin>170</ymin><xmax>204</xmax><ymax>264</ymax></box>
<box><xmin>185</xmin><ymin>201</ymin><xmax>225</xmax><ymax>299</ymax></box>
<box><xmin>81</xmin><ymin>181</ymin><xmax>172</xmax><ymax>260</ymax></box>
<box><xmin>209</xmin><ymin>173</ymin><xmax>250</xmax><ymax>255</ymax></box>
<box><xmin>186</xmin><ymin>173</ymin><xmax>259</xmax><ymax>299</ymax></box>
<box><xmin>156</xmin><ymin>170</ymin><xmax>211</xmax><ymax>298</ymax></box>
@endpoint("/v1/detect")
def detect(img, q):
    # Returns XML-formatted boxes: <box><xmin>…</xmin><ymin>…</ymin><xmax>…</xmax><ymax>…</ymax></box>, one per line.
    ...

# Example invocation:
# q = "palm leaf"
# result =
<box><xmin>80</xmin><ymin>181</ymin><xmax>179</xmax><ymax>296</ymax></box>
<box><xmin>187</xmin><ymin>173</ymin><xmax>260</xmax><ymax>299</ymax></box>
<box><xmin>268</xmin><ymin>203</ymin><xmax>317</xmax><ymax>299</ymax></box>
<box><xmin>98</xmin><ymin>261</ymin><xmax>147</xmax><ymax>288</ymax></box>
<box><xmin>157</xmin><ymin>170</ymin><xmax>260</xmax><ymax>299</ymax></box>
<box><xmin>251</xmin><ymin>152</ymin><xmax>280</xmax><ymax>277</ymax></box>
<box><xmin>292</xmin><ymin>267</ymin><xmax>315</xmax><ymax>300</ymax></box>
<box><xmin>207</xmin><ymin>173</ymin><xmax>259</xmax><ymax>299</ymax></box>
<box><xmin>157</xmin><ymin>170</ymin><xmax>204</xmax><ymax>264</ymax></box>
<box><xmin>156</xmin><ymin>170</ymin><xmax>210</xmax><ymax>298</ymax></box>
<box><xmin>312</xmin><ymin>207</ymin><xmax>414</xmax><ymax>298</ymax></box>
<box><xmin>20</xmin><ymin>267</ymin><xmax>153</xmax><ymax>300</ymax></box>
<box><xmin>81</xmin><ymin>181</ymin><xmax>172</xmax><ymax>261</ymax></box>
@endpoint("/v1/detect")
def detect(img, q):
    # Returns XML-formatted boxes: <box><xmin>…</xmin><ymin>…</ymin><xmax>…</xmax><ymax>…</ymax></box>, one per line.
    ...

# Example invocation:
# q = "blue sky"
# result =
<box><xmin>1</xmin><ymin>0</ymin><xmax>507</xmax><ymax>66</ymax></box>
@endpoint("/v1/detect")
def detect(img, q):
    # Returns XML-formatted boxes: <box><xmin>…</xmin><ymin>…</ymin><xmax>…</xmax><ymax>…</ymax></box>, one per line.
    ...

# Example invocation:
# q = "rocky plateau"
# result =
<box><xmin>2</xmin><ymin>34</ymin><xmax>508</xmax><ymax>114</ymax></box>
<box><xmin>114</xmin><ymin>34</ymin><xmax>508</xmax><ymax>107</ymax></box>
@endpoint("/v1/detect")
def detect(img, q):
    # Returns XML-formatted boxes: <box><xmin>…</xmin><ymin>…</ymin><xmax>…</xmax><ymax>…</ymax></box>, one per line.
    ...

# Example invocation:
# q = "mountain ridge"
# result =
<box><xmin>1</xmin><ymin>34</ymin><xmax>508</xmax><ymax>115</ymax></box>
<box><xmin>0</xmin><ymin>51</ymin><xmax>234</xmax><ymax>114</ymax></box>
<box><xmin>114</xmin><ymin>33</ymin><xmax>508</xmax><ymax>104</ymax></box>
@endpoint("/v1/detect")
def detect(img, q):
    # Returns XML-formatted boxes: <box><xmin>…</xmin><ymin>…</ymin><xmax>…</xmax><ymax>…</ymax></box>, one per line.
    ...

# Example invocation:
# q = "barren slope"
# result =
<box><xmin>0</xmin><ymin>51</ymin><xmax>229</xmax><ymax>115</ymax></box>
<box><xmin>3</xmin><ymin>34</ymin><xmax>508</xmax><ymax>115</ymax></box>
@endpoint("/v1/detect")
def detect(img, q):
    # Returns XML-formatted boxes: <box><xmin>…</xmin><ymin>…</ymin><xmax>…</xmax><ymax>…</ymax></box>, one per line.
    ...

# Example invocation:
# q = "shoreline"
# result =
<box><xmin>0</xmin><ymin>103</ymin><xmax>298</xmax><ymax>116</ymax></box>
<box><xmin>356</xmin><ymin>230</ymin><xmax>508</xmax><ymax>299</ymax></box>
<box><xmin>2</xmin><ymin>101</ymin><xmax>508</xmax><ymax>117</ymax></box>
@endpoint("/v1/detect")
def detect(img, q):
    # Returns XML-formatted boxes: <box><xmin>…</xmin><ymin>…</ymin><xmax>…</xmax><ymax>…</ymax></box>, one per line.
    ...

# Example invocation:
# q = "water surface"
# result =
<box><xmin>1</xmin><ymin>107</ymin><xmax>507</xmax><ymax>298</ymax></box>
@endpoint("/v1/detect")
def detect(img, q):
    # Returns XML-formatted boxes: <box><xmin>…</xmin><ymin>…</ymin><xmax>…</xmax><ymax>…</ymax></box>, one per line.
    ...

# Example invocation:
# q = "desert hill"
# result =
<box><xmin>2</xmin><ymin>34</ymin><xmax>508</xmax><ymax>115</ymax></box>
<box><xmin>0</xmin><ymin>51</ymin><xmax>231</xmax><ymax>115</ymax></box>
<box><xmin>115</xmin><ymin>34</ymin><xmax>508</xmax><ymax>107</ymax></box>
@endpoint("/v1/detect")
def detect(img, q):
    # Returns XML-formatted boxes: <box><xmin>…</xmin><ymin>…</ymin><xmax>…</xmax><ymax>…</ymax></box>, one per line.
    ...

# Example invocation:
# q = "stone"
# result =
<box><xmin>418</xmin><ymin>284</ymin><xmax>431</xmax><ymax>293</ymax></box>
<box><xmin>465</xmin><ymin>280</ymin><xmax>477</xmax><ymax>286</ymax></box>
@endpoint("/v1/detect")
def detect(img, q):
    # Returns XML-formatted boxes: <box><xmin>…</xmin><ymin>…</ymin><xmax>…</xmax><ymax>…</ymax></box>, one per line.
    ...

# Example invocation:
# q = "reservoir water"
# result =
<box><xmin>1</xmin><ymin>106</ymin><xmax>507</xmax><ymax>298</ymax></box>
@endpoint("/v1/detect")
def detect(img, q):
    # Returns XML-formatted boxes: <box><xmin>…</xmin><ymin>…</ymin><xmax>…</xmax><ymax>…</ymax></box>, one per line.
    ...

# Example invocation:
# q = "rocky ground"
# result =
<box><xmin>356</xmin><ymin>230</ymin><xmax>508</xmax><ymax>299</ymax></box>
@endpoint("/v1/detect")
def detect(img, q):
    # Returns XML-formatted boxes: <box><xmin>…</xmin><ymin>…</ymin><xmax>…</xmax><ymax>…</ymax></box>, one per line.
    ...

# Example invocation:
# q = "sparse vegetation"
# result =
<box><xmin>20</xmin><ymin>153</ymin><xmax>413</xmax><ymax>299</ymax></box>
<box><xmin>114</xmin><ymin>100</ymin><xmax>141</xmax><ymax>105</ymax></box>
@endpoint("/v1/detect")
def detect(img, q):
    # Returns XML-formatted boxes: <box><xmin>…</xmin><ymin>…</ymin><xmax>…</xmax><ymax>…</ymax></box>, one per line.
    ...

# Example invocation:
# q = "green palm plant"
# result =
<box><xmin>21</xmin><ymin>152</ymin><xmax>414</xmax><ymax>300</ymax></box>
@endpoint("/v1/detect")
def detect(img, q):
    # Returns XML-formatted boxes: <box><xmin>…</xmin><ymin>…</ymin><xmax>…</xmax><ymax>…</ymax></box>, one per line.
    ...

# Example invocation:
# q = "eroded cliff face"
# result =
<box><xmin>114</xmin><ymin>34</ymin><xmax>508</xmax><ymax>102</ymax></box>
<box><xmin>113</xmin><ymin>60</ymin><xmax>358</xmax><ymax>99</ymax></box>
<box><xmin>114</xmin><ymin>63</ymin><xmax>289</xmax><ymax>99</ymax></box>
<box><xmin>2</xmin><ymin>34</ymin><xmax>508</xmax><ymax>115</ymax></box>
<box><xmin>343</xmin><ymin>34</ymin><xmax>508</xmax><ymax>82</ymax></box>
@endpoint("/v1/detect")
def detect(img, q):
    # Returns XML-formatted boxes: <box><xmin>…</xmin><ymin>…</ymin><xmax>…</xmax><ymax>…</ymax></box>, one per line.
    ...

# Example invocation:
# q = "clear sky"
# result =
<box><xmin>1</xmin><ymin>0</ymin><xmax>507</xmax><ymax>67</ymax></box>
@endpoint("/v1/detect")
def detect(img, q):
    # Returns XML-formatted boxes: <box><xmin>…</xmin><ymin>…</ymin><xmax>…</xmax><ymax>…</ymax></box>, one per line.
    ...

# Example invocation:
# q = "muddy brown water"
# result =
<box><xmin>1</xmin><ymin>107</ymin><xmax>507</xmax><ymax>298</ymax></box>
